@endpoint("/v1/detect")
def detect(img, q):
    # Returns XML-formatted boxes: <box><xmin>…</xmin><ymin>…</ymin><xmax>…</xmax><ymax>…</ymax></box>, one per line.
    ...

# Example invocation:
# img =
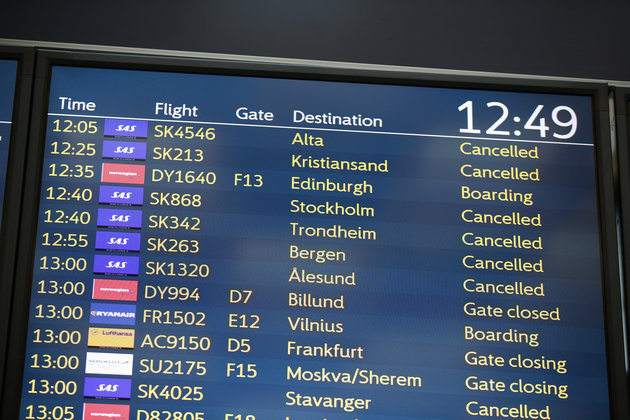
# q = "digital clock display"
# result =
<box><xmin>17</xmin><ymin>65</ymin><xmax>612</xmax><ymax>419</ymax></box>
<box><xmin>0</xmin><ymin>59</ymin><xmax>17</xmax><ymax>228</ymax></box>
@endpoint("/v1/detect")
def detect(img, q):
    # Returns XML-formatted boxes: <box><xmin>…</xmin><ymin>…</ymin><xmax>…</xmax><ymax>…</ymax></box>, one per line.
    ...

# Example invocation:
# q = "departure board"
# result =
<box><xmin>17</xmin><ymin>65</ymin><xmax>612</xmax><ymax>420</ymax></box>
<box><xmin>0</xmin><ymin>59</ymin><xmax>17</xmax><ymax>226</ymax></box>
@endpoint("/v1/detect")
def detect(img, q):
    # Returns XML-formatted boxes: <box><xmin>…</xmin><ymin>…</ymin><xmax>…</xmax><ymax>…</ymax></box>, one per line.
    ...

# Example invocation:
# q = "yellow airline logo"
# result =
<box><xmin>88</xmin><ymin>327</ymin><xmax>135</xmax><ymax>349</ymax></box>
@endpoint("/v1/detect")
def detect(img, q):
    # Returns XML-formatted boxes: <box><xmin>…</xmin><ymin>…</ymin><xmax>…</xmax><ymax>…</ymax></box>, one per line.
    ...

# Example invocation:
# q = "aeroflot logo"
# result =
<box><xmin>85</xmin><ymin>352</ymin><xmax>133</xmax><ymax>376</ymax></box>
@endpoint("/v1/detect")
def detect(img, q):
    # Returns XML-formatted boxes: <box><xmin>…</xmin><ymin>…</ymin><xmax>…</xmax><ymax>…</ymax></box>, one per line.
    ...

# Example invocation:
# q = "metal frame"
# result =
<box><xmin>614</xmin><ymin>87</ymin><xmax>630</xmax><ymax>378</ymax></box>
<box><xmin>1</xmin><ymin>46</ymin><xmax>627</xmax><ymax>418</ymax></box>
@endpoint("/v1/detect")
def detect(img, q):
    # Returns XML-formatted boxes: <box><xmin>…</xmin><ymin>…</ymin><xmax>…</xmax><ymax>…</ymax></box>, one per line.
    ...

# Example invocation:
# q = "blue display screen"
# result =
<box><xmin>0</xmin><ymin>59</ymin><xmax>17</xmax><ymax>227</ymax></box>
<box><xmin>18</xmin><ymin>65</ymin><xmax>609</xmax><ymax>419</ymax></box>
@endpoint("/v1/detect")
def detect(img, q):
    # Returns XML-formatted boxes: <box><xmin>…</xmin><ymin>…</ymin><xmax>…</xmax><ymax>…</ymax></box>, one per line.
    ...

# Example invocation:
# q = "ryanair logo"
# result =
<box><xmin>90</xmin><ymin>303</ymin><xmax>136</xmax><ymax>325</ymax></box>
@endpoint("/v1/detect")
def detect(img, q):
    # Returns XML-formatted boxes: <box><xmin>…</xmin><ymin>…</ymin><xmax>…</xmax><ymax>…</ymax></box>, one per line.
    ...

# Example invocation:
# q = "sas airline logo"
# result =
<box><xmin>102</xmin><ymin>140</ymin><xmax>147</xmax><ymax>160</ymax></box>
<box><xmin>104</xmin><ymin>119</ymin><xmax>148</xmax><ymax>139</ymax></box>
<box><xmin>92</xmin><ymin>279</ymin><xmax>138</xmax><ymax>302</ymax></box>
<box><xmin>101</xmin><ymin>163</ymin><xmax>146</xmax><ymax>185</ymax></box>
<box><xmin>93</xmin><ymin>255</ymin><xmax>139</xmax><ymax>276</ymax></box>
<box><xmin>117</xmin><ymin>124</ymin><xmax>137</xmax><ymax>133</ymax></box>
<box><xmin>98</xmin><ymin>186</ymin><xmax>144</xmax><ymax>206</ymax></box>
<box><xmin>95</xmin><ymin>231</ymin><xmax>141</xmax><ymax>252</ymax></box>
<box><xmin>83</xmin><ymin>377</ymin><xmax>132</xmax><ymax>399</ymax></box>
<box><xmin>96</xmin><ymin>208</ymin><xmax>143</xmax><ymax>229</ymax></box>
<box><xmin>83</xmin><ymin>402</ymin><xmax>130</xmax><ymax>420</ymax></box>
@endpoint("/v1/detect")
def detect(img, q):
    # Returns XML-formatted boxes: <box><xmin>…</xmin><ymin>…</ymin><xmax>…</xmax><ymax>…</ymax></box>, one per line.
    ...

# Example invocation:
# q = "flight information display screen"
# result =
<box><xmin>0</xmin><ymin>59</ymin><xmax>17</xmax><ymax>226</ymax></box>
<box><xmin>17</xmin><ymin>65</ymin><xmax>611</xmax><ymax>420</ymax></box>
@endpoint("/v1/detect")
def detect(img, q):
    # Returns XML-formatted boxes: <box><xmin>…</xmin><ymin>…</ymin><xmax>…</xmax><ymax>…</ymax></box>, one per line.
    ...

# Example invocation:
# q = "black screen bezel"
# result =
<box><xmin>0</xmin><ymin>45</ymin><xmax>34</xmax><ymax>406</ymax></box>
<box><xmin>2</xmin><ymin>48</ymin><xmax>627</xmax><ymax>418</ymax></box>
<box><xmin>614</xmin><ymin>86</ymin><xmax>630</xmax><ymax>383</ymax></box>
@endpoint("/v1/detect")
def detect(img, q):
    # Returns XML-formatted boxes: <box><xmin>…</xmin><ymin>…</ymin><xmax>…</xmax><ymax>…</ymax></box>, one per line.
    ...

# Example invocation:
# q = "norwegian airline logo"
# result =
<box><xmin>101</xmin><ymin>163</ymin><xmax>146</xmax><ymax>185</ymax></box>
<box><xmin>83</xmin><ymin>403</ymin><xmax>130</xmax><ymax>420</ymax></box>
<box><xmin>92</xmin><ymin>279</ymin><xmax>138</xmax><ymax>301</ymax></box>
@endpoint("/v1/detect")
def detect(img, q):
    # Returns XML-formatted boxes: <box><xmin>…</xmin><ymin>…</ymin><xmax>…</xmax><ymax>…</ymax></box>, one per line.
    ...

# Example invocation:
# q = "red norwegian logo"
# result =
<box><xmin>92</xmin><ymin>279</ymin><xmax>138</xmax><ymax>301</ymax></box>
<box><xmin>83</xmin><ymin>403</ymin><xmax>130</xmax><ymax>420</ymax></box>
